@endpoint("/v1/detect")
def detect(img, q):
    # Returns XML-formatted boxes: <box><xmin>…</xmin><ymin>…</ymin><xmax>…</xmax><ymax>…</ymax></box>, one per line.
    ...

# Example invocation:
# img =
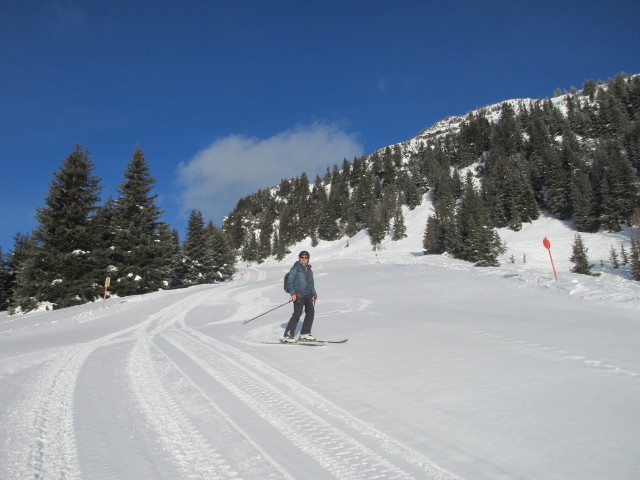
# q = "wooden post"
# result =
<box><xmin>103</xmin><ymin>276</ymin><xmax>111</xmax><ymax>308</ymax></box>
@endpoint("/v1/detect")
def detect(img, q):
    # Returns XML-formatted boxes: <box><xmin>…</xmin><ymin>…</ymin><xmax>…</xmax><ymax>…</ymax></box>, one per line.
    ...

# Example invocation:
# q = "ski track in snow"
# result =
<box><xmin>469</xmin><ymin>328</ymin><xmax>640</xmax><ymax>379</ymax></box>
<box><xmin>122</xmin><ymin>278</ymin><xmax>461</xmax><ymax>479</ymax></box>
<box><xmin>2</xmin><ymin>322</ymin><xmax>138</xmax><ymax>479</ymax></box>
<box><xmin>167</xmin><ymin>325</ymin><xmax>460</xmax><ymax>480</ymax></box>
<box><xmin>3</xmin><ymin>263</ymin><xmax>465</xmax><ymax>479</ymax></box>
<box><xmin>126</xmin><ymin>294</ymin><xmax>243</xmax><ymax>480</ymax></box>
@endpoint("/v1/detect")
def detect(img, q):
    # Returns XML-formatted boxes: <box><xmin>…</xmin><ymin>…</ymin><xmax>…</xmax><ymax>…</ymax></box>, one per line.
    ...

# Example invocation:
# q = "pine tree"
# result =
<box><xmin>630</xmin><ymin>240</ymin><xmax>640</xmax><ymax>281</ymax></box>
<box><xmin>483</xmin><ymin>152</ymin><xmax>538</xmax><ymax>230</ymax></box>
<box><xmin>334</xmin><ymin>162</ymin><xmax>352</xmax><ymax>222</ymax></box>
<box><xmin>422</xmin><ymin>215</ymin><xmax>439</xmax><ymax>254</ymax></box>
<box><xmin>224</xmin><ymin>211</ymin><xmax>245</xmax><ymax>252</ymax></box>
<box><xmin>153</xmin><ymin>223</ymin><xmax>180</xmax><ymax>288</ymax></box>
<box><xmin>396</xmin><ymin>169</ymin><xmax>422</xmax><ymax>210</ymax></box>
<box><xmin>457</xmin><ymin>173</ymin><xmax>503</xmax><ymax>267</ymax></box>
<box><xmin>595</xmin><ymin>84</ymin><xmax>631</xmax><ymax>137</ymax></box>
<box><xmin>183</xmin><ymin>209</ymin><xmax>209</xmax><ymax>284</ymax></box>
<box><xmin>257</xmin><ymin>201</ymin><xmax>276</xmax><ymax>260</ymax></box>
<box><xmin>491</xmin><ymin>103</ymin><xmax>522</xmax><ymax>156</ymax></box>
<box><xmin>90</xmin><ymin>198</ymin><xmax>118</xmax><ymax>274</ymax></box>
<box><xmin>205</xmin><ymin>221</ymin><xmax>236</xmax><ymax>282</ymax></box>
<box><xmin>110</xmin><ymin>149</ymin><xmax>171</xmax><ymax>295</ymax></box>
<box><xmin>571</xmin><ymin>172</ymin><xmax>599</xmax><ymax>232</ymax></box>
<box><xmin>457</xmin><ymin>112</ymin><xmax>492</xmax><ymax>167</ymax></box>
<box><xmin>273</xmin><ymin>231</ymin><xmax>286</xmax><ymax>261</ymax></box>
<box><xmin>14</xmin><ymin>145</ymin><xmax>102</xmax><ymax>309</ymax></box>
<box><xmin>350</xmin><ymin>170</ymin><xmax>375</xmax><ymax>234</ymax></box>
<box><xmin>391</xmin><ymin>206</ymin><xmax>407</xmax><ymax>241</ymax></box>
<box><xmin>6</xmin><ymin>233</ymin><xmax>35</xmax><ymax>311</ymax></box>
<box><xmin>569</xmin><ymin>234</ymin><xmax>598</xmax><ymax>276</ymax></box>
<box><xmin>0</xmin><ymin>247</ymin><xmax>9</xmax><ymax>311</ymax></box>
<box><xmin>168</xmin><ymin>229</ymin><xmax>189</xmax><ymax>289</ymax></box>
<box><xmin>620</xmin><ymin>243</ymin><xmax>629</xmax><ymax>265</ymax></box>
<box><xmin>591</xmin><ymin>139</ymin><xmax>637</xmax><ymax>231</ymax></box>
<box><xmin>318</xmin><ymin>167</ymin><xmax>344</xmax><ymax>241</ymax></box>
<box><xmin>290</xmin><ymin>173</ymin><xmax>313</xmax><ymax>241</ymax></box>
<box><xmin>368</xmin><ymin>202</ymin><xmax>388</xmax><ymax>250</ymax></box>
<box><xmin>243</xmin><ymin>231</ymin><xmax>260</xmax><ymax>262</ymax></box>
<box><xmin>277</xmin><ymin>204</ymin><xmax>294</xmax><ymax>249</ymax></box>
<box><xmin>609</xmin><ymin>244</ymin><xmax>620</xmax><ymax>269</ymax></box>
<box><xmin>582</xmin><ymin>79</ymin><xmax>597</xmax><ymax>101</ymax></box>
<box><xmin>434</xmin><ymin>195</ymin><xmax>460</xmax><ymax>255</ymax></box>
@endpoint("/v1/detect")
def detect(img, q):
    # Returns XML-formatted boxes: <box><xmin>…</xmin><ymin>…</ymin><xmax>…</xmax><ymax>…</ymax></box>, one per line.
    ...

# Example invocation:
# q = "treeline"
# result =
<box><xmin>2</xmin><ymin>73</ymin><xmax>640</xmax><ymax>312</ymax></box>
<box><xmin>224</xmin><ymin>73</ymin><xmax>640</xmax><ymax>269</ymax></box>
<box><xmin>0</xmin><ymin>146</ymin><xmax>235</xmax><ymax>312</ymax></box>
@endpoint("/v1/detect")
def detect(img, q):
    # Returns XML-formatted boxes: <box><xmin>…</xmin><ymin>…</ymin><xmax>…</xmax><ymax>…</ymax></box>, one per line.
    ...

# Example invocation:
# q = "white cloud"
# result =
<box><xmin>177</xmin><ymin>123</ymin><xmax>363</xmax><ymax>223</ymax></box>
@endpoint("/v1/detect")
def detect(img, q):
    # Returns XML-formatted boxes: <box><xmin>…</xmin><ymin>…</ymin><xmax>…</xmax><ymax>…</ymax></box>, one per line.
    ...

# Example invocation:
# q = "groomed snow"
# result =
<box><xmin>1</xmin><ymin>199</ymin><xmax>639</xmax><ymax>479</ymax></box>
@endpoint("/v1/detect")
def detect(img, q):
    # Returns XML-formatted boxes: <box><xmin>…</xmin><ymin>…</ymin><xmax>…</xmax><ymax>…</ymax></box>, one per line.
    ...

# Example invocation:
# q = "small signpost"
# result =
<box><xmin>103</xmin><ymin>276</ymin><xmax>111</xmax><ymax>308</ymax></box>
<box><xmin>543</xmin><ymin>237</ymin><xmax>558</xmax><ymax>281</ymax></box>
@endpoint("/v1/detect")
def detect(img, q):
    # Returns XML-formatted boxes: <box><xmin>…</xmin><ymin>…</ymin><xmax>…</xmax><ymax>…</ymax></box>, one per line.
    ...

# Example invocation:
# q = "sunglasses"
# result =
<box><xmin>300</xmin><ymin>256</ymin><xmax>309</xmax><ymax>259</ymax></box>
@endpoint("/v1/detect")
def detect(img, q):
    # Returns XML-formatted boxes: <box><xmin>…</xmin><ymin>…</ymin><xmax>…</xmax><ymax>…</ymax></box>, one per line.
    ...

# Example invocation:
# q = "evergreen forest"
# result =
<box><xmin>223</xmin><ymin>73</ymin><xmax>640</xmax><ymax>269</ymax></box>
<box><xmin>1</xmin><ymin>147</ymin><xmax>236</xmax><ymax>312</ymax></box>
<box><xmin>1</xmin><ymin>73</ymin><xmax>640</xmax><ymax>312</ymax></box>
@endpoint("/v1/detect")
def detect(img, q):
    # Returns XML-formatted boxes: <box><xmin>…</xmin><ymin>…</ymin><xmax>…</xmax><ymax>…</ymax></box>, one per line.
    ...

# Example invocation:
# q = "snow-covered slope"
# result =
<box><xmin>1</xmin><ymin>203</ymin><xmax>639</xmax><ymax>479</ymax></box>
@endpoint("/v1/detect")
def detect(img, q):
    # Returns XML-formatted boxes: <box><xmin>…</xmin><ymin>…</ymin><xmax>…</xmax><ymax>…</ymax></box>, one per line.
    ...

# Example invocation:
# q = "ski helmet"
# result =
<box><xmin>298</xmin><ymin>250</ymin><xmax>310</xmax><ymax>259</ymax></box>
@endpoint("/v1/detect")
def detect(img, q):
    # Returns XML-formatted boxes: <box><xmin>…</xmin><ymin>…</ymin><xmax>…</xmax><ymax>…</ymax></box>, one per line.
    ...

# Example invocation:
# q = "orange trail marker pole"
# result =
<box><xmin>542</xmin><ymin>237</ymin><xmax>558</xmax><ymax>281</ymax></box>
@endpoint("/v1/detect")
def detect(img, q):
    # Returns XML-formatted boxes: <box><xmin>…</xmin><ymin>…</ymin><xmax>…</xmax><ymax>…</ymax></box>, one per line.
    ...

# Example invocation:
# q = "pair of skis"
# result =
<box><xmin>262</xmin><ymin>338</ymin><xmax>348</xmax><ymax>346</ymax></box>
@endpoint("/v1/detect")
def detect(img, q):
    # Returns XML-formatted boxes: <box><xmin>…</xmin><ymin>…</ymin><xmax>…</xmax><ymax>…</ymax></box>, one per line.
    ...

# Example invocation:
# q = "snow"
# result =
<box><xmin>1</xmin><ymin>199</ymin><xmax>640</xmax><ymax>479</ymax></box>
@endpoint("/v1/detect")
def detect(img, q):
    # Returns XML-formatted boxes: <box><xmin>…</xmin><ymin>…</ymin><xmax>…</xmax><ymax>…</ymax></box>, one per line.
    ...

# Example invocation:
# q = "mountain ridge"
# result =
<box><xmin>225</xmin><ymin>72</ymin><xmax>640</xmax><ymax>269</ymax></box>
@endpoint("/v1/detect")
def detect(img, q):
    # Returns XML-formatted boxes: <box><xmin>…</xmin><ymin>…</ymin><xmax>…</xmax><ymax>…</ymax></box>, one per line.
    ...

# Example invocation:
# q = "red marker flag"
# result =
<box><xmin>543</xmin><ymin>237</ymin><xmax>558</xmax><ymax>280</ymax></box>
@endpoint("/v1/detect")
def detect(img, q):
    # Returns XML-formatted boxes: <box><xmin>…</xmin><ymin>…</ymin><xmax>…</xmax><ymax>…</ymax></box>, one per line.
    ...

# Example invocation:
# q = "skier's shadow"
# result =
<box><xmin>279</xmin><ymin>322</ymin><xmax>303</xmax><ymax>336</ymax></box>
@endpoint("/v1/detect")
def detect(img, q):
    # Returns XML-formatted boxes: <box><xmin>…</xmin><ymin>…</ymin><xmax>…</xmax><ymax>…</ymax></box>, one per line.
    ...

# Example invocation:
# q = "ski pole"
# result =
<box><xmin>243</xmin><ymin>299</ymin><xmax>292</xmax><ymax>324</ymax></box>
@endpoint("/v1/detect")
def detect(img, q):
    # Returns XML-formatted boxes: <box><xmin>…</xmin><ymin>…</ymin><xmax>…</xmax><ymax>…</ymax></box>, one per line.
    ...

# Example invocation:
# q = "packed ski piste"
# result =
<box><xmin>1</xmin><ymin>208</ymin><xmax>640</xmax><ymax>479</ymax></box>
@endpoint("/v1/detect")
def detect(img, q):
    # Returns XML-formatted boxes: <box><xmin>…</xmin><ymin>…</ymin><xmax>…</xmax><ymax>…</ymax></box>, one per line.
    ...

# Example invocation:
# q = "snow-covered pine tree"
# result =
<box><xmin>422</xmin><ymin>215</ymin><xmax>439</xmax><ymax>254</ymax></box>
<box><xmin>490</xmin><ymin>103</ymin><xmax>522</xmax><ymax>157</ymax></box>
<box><xmin>571</xmin><ymin>171</ymin><xmax>599</xmax><ymax>232</ymax></box>
<box><xmin>258</xmin><ymin>200</ymin><xmax>276</xmax><ymax>260</ymax></box>
<box><xmin>457</xmin><ymin>173</ymin><xmax>502</xmax><ymax>267</ymax></box>
<box><xmin>368</xmin><ymin>202</ymin><xmax>388</xmax><ymax>250</ymax></box>
<box><xmin>457</xmin><ymin>111</ymin><xmax>491</xmax><ymax>168</ymax></box>
<box><xmin>435</xmin><ymin>194</ymin><xmax>460</xmax><ymax>255</ymax></box>
<box><xmin>620</xmin><ymin>243</ymin><xmax>629</xmax><ymax>265</ymax></box>
<box><xmin>630</xmin><ymin>240</ymin><xmax>640</xmax><ymax>281</ymax></box>
<box><xmin>591</xmin><ymin>139</ymin><xmax>637</xmax><ymax>232</ymax></box>
<box><xmin>570</xmin><ymin>233</ymin><xmax>599</xmax><ymax>276</ymax></box>
<box><xmin>167</xmin><ymin>228</ymin><xmax>189</xmax><ymax>289</ymax></box>
<box><xmin>205</xmin><ymin>221</ymin><xmax>236</xmax><ymax>282</ymax></box>
<box><xmin>153</xmin><ymin>223</ymin><xmax>180</xmax><ymax>288</ymax></box>
<box><xmin>391</xmin><ymin>206</ymin><xmax>407</xmax><ymax>241</ymax></box>
<box><xmin>609</xmin><ymin>244</ymin><xmax>620</xmax><ymax>269</ymax></box>
<box><xmin>6</xmin><ymin>233</ymin><xmax>34</xmax><ymax>312</ymax></box>
<box><xmin>13</xmin><ymin>145</ymin><xmax>103</xmax><ymax>309</ymax></box>
<box><xmin>0</xmin><ymin>247</ymin><xmax>9</xmax><ymax>311</ymax></box>
<box><xmin>329</xmin><ymin>163</ymin><xmax>350</xmax><ymax>229</ymax></box>
<box><xmin>183</xmin><ymin>209</ymin><xmax>209</xmax><ymax>284</ymax></box>
<box><xmin>318</xmin><ymin>170</ymin><xmax>342</xmax><ymax>241</ymax></box>
<box><xmin>110</xmin><ymin>148</ymin><xmax>171</xmax><ymax>295</ymax></box>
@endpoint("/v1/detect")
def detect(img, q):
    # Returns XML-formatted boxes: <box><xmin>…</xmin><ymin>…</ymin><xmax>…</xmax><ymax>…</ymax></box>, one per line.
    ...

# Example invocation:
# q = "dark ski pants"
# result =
<box><xmin>285</xmin><ymin>296</ymin><xmax>315</xmax><ymax>336</ymax></box>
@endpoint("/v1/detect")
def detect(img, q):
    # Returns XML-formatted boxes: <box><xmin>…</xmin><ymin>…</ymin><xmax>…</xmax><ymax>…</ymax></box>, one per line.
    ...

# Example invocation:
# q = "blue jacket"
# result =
<box><xmin>286</xmin><ymin>261</ymin><xmax>317</xmax><ymax>298</ymax></box>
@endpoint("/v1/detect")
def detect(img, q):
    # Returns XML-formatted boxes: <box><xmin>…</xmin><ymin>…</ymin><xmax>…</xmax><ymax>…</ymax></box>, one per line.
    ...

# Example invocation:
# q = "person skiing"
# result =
<box><xmin>281</xmin><ymin>250</ymin><xmax>318</xmax><ymax>342</ymax></box>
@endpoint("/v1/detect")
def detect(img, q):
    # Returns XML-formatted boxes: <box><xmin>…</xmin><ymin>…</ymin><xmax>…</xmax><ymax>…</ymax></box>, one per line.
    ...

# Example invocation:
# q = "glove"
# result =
<box><xmin>291</xmin><ymin>294</ymin><xmax>297</xmax><ymax>302</ymax></box>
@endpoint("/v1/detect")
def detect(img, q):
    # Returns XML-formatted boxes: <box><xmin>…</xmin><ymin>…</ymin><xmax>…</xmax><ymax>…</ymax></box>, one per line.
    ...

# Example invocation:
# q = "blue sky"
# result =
<box><xmin>1</xmin><ymin>0</ymin><xmax>639</xmax><ymax>252</ymax></box>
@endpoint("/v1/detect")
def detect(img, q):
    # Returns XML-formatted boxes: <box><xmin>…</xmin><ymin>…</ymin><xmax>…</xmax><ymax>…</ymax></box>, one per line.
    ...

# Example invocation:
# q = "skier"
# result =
<box><xmin>281</xmin><ymin>250</ymin><xmax>318</xmax><ymax>342</ymax></box>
